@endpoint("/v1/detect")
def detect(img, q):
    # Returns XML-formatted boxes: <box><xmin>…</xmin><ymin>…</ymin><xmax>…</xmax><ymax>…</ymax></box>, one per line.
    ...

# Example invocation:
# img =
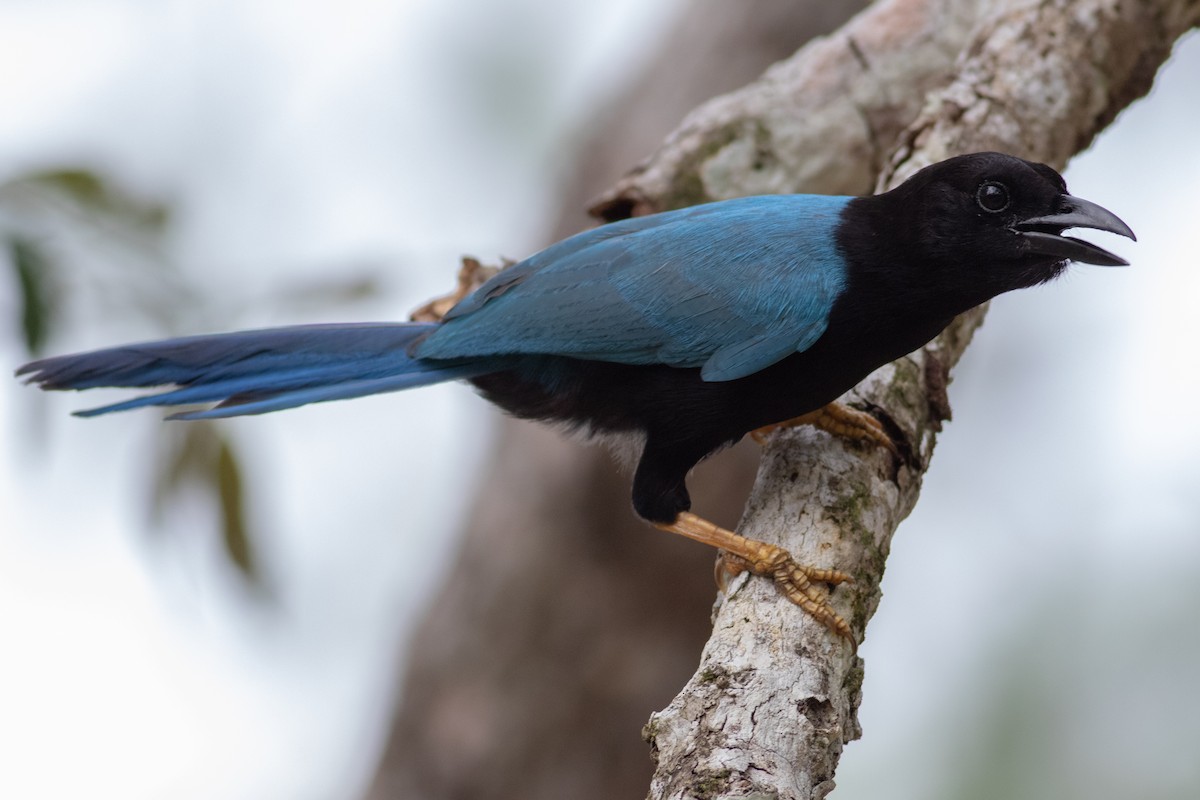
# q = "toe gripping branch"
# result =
<box><xmin>652</xmin><ymin>402</ymin><xmax>910</xmax><ymax>641</ymax></box>
<box><xmin>751</xmin><ymin>401</ymin><xmax>900</xmax><ymax>457</ymax></box>
<box><xmin>655</xmin><ymin>511</ymin><xmax>854</xmax><ymax>642</ymax></box>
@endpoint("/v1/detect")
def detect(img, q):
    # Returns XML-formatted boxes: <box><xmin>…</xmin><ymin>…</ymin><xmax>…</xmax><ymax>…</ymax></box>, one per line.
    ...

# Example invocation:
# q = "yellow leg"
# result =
<box><xmin>752</xmin><ymin>401</ymin><xmax>898</xmax><ymax>456</ymax></box>
<box><xmin>656</xmin><ymin>511</ymin><xmax>854</xmax><ymax>642</ymax></box>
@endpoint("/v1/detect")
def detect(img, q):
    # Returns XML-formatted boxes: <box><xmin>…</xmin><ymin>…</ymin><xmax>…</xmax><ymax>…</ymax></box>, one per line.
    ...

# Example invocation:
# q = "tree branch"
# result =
<box><xmin>638</xmin><ymin>1</ymin><xmax>1200</xmax><ymax>798</ymax></box>
<box><xmin>591</xmin><ymin>0</ymin><xmax>989</xmax><ymax>215</ymax></box>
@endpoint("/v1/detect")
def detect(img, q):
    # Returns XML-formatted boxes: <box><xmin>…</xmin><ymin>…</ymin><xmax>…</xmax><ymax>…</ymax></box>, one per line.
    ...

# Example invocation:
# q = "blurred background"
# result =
<box><xmin>1</xmin><ymin>1</ymin><xmax>1198</xmax><ymax>798</ymax></box>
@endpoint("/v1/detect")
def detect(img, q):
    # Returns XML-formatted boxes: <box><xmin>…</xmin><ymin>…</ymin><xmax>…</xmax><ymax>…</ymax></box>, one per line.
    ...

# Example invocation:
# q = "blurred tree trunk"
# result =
<box><xmin>364</xmin><ymin>3</ymin><xmax>868</xmax><ymax>799</ymax></box>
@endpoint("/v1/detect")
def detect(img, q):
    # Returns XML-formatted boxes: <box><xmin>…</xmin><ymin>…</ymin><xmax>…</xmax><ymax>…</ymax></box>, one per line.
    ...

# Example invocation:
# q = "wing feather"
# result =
<box><xmin>416</xmin><ymin>195</ymin><xmax>850</xmax><ymax>381</ymax></box>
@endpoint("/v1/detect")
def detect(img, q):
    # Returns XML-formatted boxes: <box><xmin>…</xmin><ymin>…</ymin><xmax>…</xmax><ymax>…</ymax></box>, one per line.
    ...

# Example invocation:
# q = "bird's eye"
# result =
<box><xmin>976</xmin><ymin>181</ymin><xmax>1010</xmax><ymax>213</ymax></box>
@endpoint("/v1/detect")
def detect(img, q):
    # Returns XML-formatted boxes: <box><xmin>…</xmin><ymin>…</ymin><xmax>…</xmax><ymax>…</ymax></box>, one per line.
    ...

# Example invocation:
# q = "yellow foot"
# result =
<box><xmin>657</xmin><ymin>511</ymin><xmax>854</xmax><ymax>642</ymax></box>
<box><xmin>751</xmin><ymin>401</ymin><xmax>899</xmax><ymax>457</ymax></box>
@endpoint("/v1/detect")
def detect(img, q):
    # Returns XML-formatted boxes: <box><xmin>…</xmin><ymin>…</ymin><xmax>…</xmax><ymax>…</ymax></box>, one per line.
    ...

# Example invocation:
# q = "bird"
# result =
<box><xmin>16</xmin><ymin>152</ymin><xmax>1134</xmax><ymax>641</ymax></box>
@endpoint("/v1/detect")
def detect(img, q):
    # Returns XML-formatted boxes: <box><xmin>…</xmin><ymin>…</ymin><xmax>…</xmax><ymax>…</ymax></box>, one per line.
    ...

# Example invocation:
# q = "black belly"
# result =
<box><xmin>473</xmin><ymin>315</ymin><xmax>946</xmax><ymax>444</ymax></box>
<box><xmin>466</xmin><ymin>311</ymin><xmax>952</xmax><ymax>523</ymax></box>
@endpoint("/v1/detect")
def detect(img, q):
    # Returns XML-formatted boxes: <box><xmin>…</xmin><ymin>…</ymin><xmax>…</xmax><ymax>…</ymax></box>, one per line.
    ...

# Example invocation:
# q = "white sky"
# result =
<box><xmin>0</xmin><ymin>2</ymin><xmax>1197</xmax><ymax>799</ymax></box>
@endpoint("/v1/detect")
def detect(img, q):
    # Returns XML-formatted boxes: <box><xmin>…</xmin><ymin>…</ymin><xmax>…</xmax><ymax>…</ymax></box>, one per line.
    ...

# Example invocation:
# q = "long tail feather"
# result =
<box><xmin>16</xmin><ymin>322</ymin><xmax>492</xmax><ymax>418</ymax></box>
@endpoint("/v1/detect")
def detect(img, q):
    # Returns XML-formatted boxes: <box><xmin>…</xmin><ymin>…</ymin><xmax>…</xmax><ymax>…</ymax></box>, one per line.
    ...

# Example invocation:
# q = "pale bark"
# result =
<box><xmin>641</xmin><ymin>2</ymin><xmax>1200</xmax><ymax>799</ymax></box>
<box><xmin>591</xmin><ymin>0</ymin><xmax>990</xmax><ymax>218</ymax></box>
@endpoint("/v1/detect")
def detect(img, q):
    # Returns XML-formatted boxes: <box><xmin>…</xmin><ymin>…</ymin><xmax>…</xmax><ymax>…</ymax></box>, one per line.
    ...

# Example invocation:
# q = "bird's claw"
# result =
<box><xmin>752</xmin><ymin>401</ymin><xmax>899</xmax><ymax>458</ymax></box>
<box><xmin>659</xmin><ymin>512</ymin><xmax>854</xmax><ymax>642</ymax></box>
<box><xmin>719</xmin><ymin>547</ymin><xmax>854</xmax><ymax>642</ymax></box>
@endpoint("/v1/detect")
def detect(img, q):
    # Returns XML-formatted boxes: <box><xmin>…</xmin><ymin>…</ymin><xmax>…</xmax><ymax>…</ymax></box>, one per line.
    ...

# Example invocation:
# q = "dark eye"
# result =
<box><xmin>976</xmin><ymin>181</ymin><xmax>1010</xmax><ymax>213</ymax></box>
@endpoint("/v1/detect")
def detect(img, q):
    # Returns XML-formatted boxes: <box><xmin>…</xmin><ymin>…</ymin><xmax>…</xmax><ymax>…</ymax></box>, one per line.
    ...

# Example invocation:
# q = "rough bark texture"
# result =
<box><xmin>640</xmin><ymin>2</ymin><xmax>1200</xmax><ymax>799</ymax></box>
<box><xmin>591</xmin><ymin>0</ymin><xmax>989</xmax><ymax>220</ymax></box>
<box><xmin>366</xmin><ymin>4</ymin><xmax>869</xmax><ymax>800</ymax></box>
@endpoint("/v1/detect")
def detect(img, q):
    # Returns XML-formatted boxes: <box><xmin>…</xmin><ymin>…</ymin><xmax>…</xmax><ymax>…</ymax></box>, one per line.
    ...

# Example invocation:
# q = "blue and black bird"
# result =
<box><xmin>16</xmin><ymin>152</ymin><xmax>1134</xmax><ymax>639</ymax></box>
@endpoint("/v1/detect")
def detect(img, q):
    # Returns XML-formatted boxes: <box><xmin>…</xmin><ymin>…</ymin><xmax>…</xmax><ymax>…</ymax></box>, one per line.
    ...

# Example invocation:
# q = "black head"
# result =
<box><xmin>860</xmin><ymin>152</ymin><xmax>1134</xmax><ymax>305</ymax></box>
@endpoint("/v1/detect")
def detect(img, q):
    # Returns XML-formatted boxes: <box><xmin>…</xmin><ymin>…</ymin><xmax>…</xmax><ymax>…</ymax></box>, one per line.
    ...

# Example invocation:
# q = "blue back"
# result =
<box><xmin>415</xmin><ymin>194</ymin><xmax>851</xmax><ymax>381</ymax></box>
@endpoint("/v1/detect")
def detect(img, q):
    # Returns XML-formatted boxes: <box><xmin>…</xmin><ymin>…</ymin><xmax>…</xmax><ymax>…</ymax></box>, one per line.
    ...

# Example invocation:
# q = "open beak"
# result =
<box><xmin>1013</xmin><ymin>195</ymin><xmax>1136</xmax><ymax>266</ymax></box>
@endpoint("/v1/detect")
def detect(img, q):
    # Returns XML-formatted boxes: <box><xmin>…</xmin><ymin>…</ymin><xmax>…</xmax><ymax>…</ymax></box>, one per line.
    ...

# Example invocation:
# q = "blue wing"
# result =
<box><xmin>414</xmin><ymin>194</ymin><xmax>851</xmax><ymax>381</ymax></box>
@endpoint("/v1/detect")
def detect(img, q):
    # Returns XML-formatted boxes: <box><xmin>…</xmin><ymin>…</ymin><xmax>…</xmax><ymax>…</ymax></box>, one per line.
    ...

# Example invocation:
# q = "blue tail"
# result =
<box><xmin>15</xmin><ymin>322</ymin><xmax>491</xmax><ymax>420</ymax></box>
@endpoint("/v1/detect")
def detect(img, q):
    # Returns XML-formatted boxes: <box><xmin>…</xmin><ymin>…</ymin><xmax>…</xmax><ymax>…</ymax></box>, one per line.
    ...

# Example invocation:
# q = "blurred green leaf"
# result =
<box><xmin>6</xmin><ymin>164</ymin><xmax>378</xmax><ymax>587</ymax></box>
<box><xmin>7</xmin><ymin>235</ymin><xmax>56</xmax><ymax>355</ymax></box>
<box><xmin>150</xmin><ymin>422</ymin><xmax>208</xmax><ymax>524</ymax></box>
<box><xmin>269</xmin><ymin>272</ymin><xmax>384</xmax><ymax>310</ymax></box>
<box><xmin>23</xmin><ymin>168</ymin><xmax>170</xmax><ymax>229</ymax></box>
<box><xmin>215</xmin><ymin>436</ymin><xmax>254</xmax><ymax>578</ymax></box>
<box><xmin>28</xmin><ymin>169</ymin><xmax>108</xmax><ymax>207</ymax></box>
<box><xmin>150</xmin><ymin>422</ymin><xmax>259</xmax><ymax>585</ymax></box>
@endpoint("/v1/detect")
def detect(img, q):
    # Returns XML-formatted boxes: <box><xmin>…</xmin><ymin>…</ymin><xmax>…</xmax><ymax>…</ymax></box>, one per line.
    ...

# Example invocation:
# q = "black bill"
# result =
<box><xmin>1014</xmin><ymin>194</ymin><xmax>1136</xmax><ymax>267</ymax></box>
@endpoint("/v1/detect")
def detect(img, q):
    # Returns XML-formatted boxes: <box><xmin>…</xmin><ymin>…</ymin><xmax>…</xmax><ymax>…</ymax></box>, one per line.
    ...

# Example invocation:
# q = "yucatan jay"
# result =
<box><xmin>17</xmin><ymin>152</ymin><xmax>1134</xmax><ymax>639</ymax></box>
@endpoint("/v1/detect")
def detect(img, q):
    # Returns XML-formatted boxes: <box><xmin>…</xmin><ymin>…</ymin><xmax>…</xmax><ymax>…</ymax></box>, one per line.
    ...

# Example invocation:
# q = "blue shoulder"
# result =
<box><xmin>417</xmin><ymin>194</ymin><xmax>852</xmax><ymax>380</ymax></box>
